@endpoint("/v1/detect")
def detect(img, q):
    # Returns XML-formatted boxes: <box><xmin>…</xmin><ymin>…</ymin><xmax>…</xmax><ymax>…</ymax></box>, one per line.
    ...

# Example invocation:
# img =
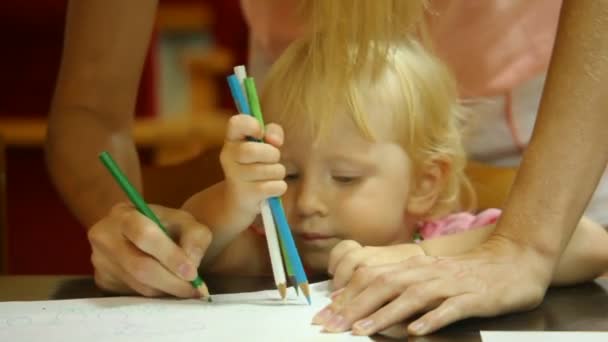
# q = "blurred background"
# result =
<box><xmin>0</xmin><ymin>0</ymin><xmax>250</xmax><ymax>275</ymax></box>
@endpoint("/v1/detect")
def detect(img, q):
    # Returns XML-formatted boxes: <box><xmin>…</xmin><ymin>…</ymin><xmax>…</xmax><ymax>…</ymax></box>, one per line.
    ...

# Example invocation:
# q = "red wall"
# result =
<box><xmin>0</xmin><ymin>0</ymin><xmax>247</xmax><ymax>274</ymax></box>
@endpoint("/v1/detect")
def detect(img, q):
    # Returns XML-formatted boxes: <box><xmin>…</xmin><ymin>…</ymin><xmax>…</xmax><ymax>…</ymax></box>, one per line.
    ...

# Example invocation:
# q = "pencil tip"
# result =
<box><xmin>300</xmin><ymin>282</ymin><xmax>311</xmax><ymax>305</ymax></box>
<box><xmin>198</xmin><ymin>282</ymin><xmax>211</xmax><ymax>301</ymax></box>
<box><xmin>278</xmin><ymin>283</ymin><xmax>287</xmax><ymax>300</ymax></box>
<box><xmin>291</xmin><ymin>277</ymin><xmax>300</xmax><ymax>296</ymax></box>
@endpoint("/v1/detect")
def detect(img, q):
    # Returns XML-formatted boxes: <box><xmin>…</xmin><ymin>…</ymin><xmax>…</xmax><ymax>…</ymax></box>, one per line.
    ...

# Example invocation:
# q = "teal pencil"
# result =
<box><xmin>99</xmin><ymin>151</ymin><xmax>211</xmax><ymax>300</ymax></box>
<box><xmin>243</xmin><ymin>77</ymin><xmax>311</xmax><ymax>304</ymax></box>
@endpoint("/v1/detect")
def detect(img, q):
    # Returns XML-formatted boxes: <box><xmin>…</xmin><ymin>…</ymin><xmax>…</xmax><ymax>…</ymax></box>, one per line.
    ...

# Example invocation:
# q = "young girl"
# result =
<box><xmin>184</xmin><ymin>35</ymin><xmax>608</xmax><ymax>293</ymax></box>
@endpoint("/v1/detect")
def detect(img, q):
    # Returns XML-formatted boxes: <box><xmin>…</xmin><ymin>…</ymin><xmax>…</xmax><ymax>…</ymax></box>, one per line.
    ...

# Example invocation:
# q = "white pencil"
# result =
<box><xmin>234</xmin><ymin>65</ymin><xmax>287</xmax><ymax>299</ymax></box>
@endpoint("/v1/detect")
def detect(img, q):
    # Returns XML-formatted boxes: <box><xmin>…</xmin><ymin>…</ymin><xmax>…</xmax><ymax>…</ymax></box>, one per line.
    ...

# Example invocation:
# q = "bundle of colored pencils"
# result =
<box><xmin>227</xmin><ymin>65</ymin><xmax>311</xmax><ymax>304</ymax></box>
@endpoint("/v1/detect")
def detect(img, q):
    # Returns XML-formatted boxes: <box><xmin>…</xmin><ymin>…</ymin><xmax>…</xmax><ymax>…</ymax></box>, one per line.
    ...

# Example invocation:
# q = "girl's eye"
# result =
<box><xmin>285</xmin><ymin>173</ymin><xmax>299</xmax><ymax>181</ymax></box>
<box><xmin>332</xmin><ymin>176</ymin><xmax>359</xmax><ymax>184</ymax></box>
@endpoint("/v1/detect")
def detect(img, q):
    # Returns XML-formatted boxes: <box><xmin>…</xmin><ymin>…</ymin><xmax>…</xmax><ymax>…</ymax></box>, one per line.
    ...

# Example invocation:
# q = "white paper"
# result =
<box><xmin>0</xmin><ymin>281</ymin><xmax>368</xmax><ymax>341</ymax></box>
<box><xmin>482</xmin><ymin>331</ymin><xmax>608</xmax><ymax>342</ymax></box>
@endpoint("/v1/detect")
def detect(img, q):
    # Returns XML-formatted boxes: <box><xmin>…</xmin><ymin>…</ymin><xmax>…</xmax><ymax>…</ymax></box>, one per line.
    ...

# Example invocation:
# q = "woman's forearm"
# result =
<box><xmin>46</xmin><ymin>0</ymin><xmax>158</xmax><ymax>228</ymax></box>
<box><xmin>492</xmin><ymin>0</ymin><xmax>608</xmax><ymax>264</ymax></box>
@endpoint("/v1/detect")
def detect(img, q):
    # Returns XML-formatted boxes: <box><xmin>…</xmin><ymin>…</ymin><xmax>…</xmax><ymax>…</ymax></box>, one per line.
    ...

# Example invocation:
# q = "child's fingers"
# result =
<box><xmin>225</xmin><ymin>114</ymin><xmax>263</xmax><ymax>141</ymax></box>
<box><xmin>236</xmin><ymin>163</ymin><xmax>286</xmax><ymax>182</ymax></box>
<box><xmin>332</xmin><ymin>249</ymin><xmax>370</xmax><ymax>290</ymax></box>
<box><xmin>328</xmin><ymin>240</ymin><xmax>362</xmax><ymax>276</ymax></box>
<box><xmin>264</xmin><ymin>123</ymin><xmax>284</xmax><ymax>147</ymax></box>
<box><xmin>254</xmin><ymin>180</ymin><xmax>288</xmax><ymax>198</ymax></box>
<box><xmin>234</xmin><ymin>141</ymin><xmax>281</xmax><ymax>164</ymax></box>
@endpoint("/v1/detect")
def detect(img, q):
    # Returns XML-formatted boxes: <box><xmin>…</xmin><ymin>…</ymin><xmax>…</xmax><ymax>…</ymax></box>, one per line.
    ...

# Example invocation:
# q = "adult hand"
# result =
<box><xmin>314</xmin><ymin>236</ymin><xmax>552</xmax><ymax>336</ymax></box>
<box><xmin>89</xmin><ymin>202</ymin><xmax>212</xmax><ymax>298</ymax></box>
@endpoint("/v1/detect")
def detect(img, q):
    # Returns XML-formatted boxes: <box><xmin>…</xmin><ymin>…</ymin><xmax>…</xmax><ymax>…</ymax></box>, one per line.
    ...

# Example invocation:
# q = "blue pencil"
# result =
<box><xmin>227</xmin><ymin>74</ymin><xmax>311</xmax><ymax>304</ymax></box>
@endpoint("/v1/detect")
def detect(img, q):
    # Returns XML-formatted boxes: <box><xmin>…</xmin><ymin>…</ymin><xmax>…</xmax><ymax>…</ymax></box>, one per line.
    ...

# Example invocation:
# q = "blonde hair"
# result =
<box><xmin>297</xmin><ymin>0</ymin><xmax>428</xmax><ymax>96</ymax></box>
<box><xmin>261</xmin><ymin>36</ymin><xmax>474</xmax><ymax>217</ymax></box>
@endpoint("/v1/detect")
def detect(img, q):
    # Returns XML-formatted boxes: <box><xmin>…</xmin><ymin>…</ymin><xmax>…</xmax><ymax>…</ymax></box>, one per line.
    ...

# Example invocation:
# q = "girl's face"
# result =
<box><xmin>274</xmin><ymin>111</ymin><xmax>426</xmax><ymax>273</ymax></box>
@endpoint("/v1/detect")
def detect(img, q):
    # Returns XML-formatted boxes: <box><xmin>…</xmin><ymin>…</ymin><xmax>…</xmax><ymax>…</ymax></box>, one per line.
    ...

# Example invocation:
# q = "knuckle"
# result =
<box><xmin>344</xmin><ymin>240</ymin><xmax>362</xmax><ymax>250</ymax></box>
<box><xmin>227</xmin><ymin>115</ymin><xmax>242</xmax><ymax>132</ymax></box>
<box><xmin>376</xmin><ymin>273</ymin><xmax>393</xmax><ymax>287</ymax></box>
<box><xmin>109</xmin><ymin>202</ymin><xmax>130</xmax><ymax>215</ymax></box>
<box><xmin>90</xmin><ymin>252</ymin><xmax>103</xmax><ymax>269</ymax></box>
<box><xmin>343</xmin><ymin>252</ymin><xmax>359</xmax><ymax>266</ymax></box>
<box><xmin>93</xmin><ymin>271</ymin><xmax>109</xmax><ymax>290</ymax></box>
<box><xmin>200</xmin><ymin>229</ymin><xmax>213</xmax><ymax>248</ymax></box>
<box><xmin>174</xmin><ymin>210</ymin><xmax>195</xmax><ymax>223</ymax></box>
<box><xmin>219</xmin><ymin>147</ymin><xmax>232</xmax><ymax>166</ymax></box>
<box><xmin>267</xmin><ymin>146</ymin><xmax>281</xmax><ymax>163</ymax></box>
<box><xmin>268</xmin><ymin>164</ymin><xmax>285</xmax><ymax>179</ymax></box>
<box><xmin>127</xmin><ymin>259</ymin><xmax>154</xmax><ymax>283</ymax></box>
<box><xmin>259</xmin><ymin>180</ymin><xmax>287</xmax><ymax>196</ymax></box>
<box><xmin>87</xmin><ymin>227</ymin><xmax>101</xmax><ymax>245</ymax></box>
<box><xmin>277</xmin><ymin>164</ymin><xmax>286</xmax><ymax>178</ymax></box>
<box><xmin>127</xmin><ymin>224</ymin><xmax>153</xmax><ymax>246</ymax></box>
<box><xmin>406</xmin><ymin>284</ymin><xmax>426</xmax><ymax>299</ymax></box>
<box><xmin>237</xmin><ymin>143</ymin><xmax>257</xmax><ymax>161</ymax></box>
<box><xmin>352</xmin><ymin>266</ymin><xmax>371</xmax><ymax>284</ymax></box>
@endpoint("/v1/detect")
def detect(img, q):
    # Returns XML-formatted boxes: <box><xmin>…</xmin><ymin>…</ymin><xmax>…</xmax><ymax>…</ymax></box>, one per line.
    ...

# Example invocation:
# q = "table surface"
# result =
<box><xmin>1</xmin><ymin>275</ymin><xmax>607</xmax><ymax>341</ymax></box>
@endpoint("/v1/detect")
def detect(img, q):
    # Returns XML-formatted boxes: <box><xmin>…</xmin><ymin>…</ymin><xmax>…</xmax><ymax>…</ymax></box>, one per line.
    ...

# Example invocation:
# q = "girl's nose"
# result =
<box><xmin>295</xmin><ymin>178</ymin><xmax>328</xmax><ymax>218</ymax></box>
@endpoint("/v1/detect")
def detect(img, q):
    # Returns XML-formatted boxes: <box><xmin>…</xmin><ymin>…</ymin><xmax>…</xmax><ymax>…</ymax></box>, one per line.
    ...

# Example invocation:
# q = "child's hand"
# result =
<box><xmin>88</xmin><ymin>203</ymin><xmax>212</xmax><ymax>298</ymax></box>
<box><xmin>220</xmin><ymin>114</ymin><xmax>287</xmax><ymax>219</ymax></box>
<box><xmin>327</xmin><ymin>240</ymin><xmax>426</xmax><ymax>290</ymax></box>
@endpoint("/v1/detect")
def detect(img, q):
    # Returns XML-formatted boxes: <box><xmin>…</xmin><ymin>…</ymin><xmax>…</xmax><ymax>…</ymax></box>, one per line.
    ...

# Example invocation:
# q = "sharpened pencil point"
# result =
<box><xmin>197</xmin><ymin>281</ymin><xmax>211</xmax><ymax>301</ymax></box>
<box><xmin>300</xmin><ymin>282</ymin><xmax>311</xmax><ymax>305</ymax></box>
<box><xmin>291</xmin><ymin>276</ymin><xmax>299</xmax><ymax>296</ymax></box>
<box><xmin>278</xmin><ymin>283</ymin><xmax>287</xmax><ymax>300</ymax></box>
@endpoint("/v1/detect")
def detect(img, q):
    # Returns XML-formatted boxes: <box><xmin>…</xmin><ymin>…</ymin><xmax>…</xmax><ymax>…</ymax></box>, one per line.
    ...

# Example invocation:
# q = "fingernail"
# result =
<box><xmin>409</xmin><ymin>321</ymin><xmax>427</xmax><ymax>335</ymax></box>
<box><xmin>178</xmin><ymin>263</ymin><xmax>194</xmax><ymax>279</ymax></box>
<box><xmin>352</xmin><ymin>319</ymin><xmax>374</xmax><ymax>335</ymax></box>
<box><xmin>192</xmin><ymin>288</ymin><xmax>202</xmax><ymax>299</ymax></box>
<box><xmin>323</xmin><ymin>314</ymin><xmax>348</xmax><ymax>332</ymax></box>
<box><xmin>311</xmin><ymin>307</ymin><xmax>333</xmax><ymax>325</ymax></box>
<box><xmin>187</xmin><ymin>247</ymin><xmax>204</xmax><ymax>264</ymax></box>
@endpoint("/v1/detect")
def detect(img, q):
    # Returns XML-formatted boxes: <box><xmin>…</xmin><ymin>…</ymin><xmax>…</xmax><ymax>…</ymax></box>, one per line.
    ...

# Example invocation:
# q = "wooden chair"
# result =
<box><xmin>465</xmin><ymin>160</ymin><xmax>517</xmax><ymax>210</ymax></box>
<box><xmin>0</xmin><ymin>135</ymin><xmax>6</xmax><ymax>274</ymax></box>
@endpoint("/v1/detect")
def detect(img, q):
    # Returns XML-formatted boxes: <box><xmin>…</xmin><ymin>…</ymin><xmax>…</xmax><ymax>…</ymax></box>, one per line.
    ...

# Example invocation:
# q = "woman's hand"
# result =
<box><xmin>89</xmin><ymin>203</ymin><xmax>212</xmax><ymax>298</ymax></box>
<box><xmin>314</xmin><ymin>236</ymin><xmax>552</xmax><ymax>336</ymax></box>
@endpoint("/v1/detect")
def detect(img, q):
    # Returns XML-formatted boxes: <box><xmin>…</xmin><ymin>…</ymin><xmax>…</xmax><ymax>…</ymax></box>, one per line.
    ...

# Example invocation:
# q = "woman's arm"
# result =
<box><xmin>491</xmin><ymin>0</ymin><xmax>608</xmax><ymax>277</ymax></box>
<box><xmin>46</xmin><ymin>0</ymin><xmax>158</xmax><ymax>227</ymax></box>
<box><xmin>420</xmin><ymin>217</ymin><xmax>608</xmax><ymax>285</ymax></box>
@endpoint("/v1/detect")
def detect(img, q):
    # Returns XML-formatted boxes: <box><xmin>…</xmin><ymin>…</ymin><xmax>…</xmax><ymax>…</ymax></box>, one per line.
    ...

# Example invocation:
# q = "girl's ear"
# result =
<box><xmin>407</xmin><ymin>157</ymin><xmax>451</xmax><ymax>217</ymax></box>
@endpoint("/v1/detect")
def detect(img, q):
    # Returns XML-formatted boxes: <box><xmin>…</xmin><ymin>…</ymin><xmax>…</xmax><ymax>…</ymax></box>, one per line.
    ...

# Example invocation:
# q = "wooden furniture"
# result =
<box><xmin>1</xmin><ymin>275</ymin><xmax>607</xmax><ymax>341</ymax></box>
<box><xmin>0</xmin><ymin>0</ymin><xmax>247</xmax><ymax>276</ymax></box>
<box><xmin>466</xmin><ymin>161</ymin><xmax>517</xmax><ymax>209</ymax></box>
<box><xmin>0</xmin><ymin>135</ymin><xmax>5</xmax><ymax>274</ymax></box>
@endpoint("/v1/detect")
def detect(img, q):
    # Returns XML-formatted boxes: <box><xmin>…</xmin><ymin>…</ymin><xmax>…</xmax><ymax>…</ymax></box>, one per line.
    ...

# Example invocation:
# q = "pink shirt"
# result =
<box><xmin>240</xmin><ymin>0</ymin><xmax>562</xmax><ymax>96</ymax></box>
<box><xmin>426</xmin><ymin>0</ymin><xmax>561</xmax><ymax>97</ymax></box>
<box><xmin>418</xmin><ymin>209</ymin><xmax>501</xmax><ymax>240</ymax></box>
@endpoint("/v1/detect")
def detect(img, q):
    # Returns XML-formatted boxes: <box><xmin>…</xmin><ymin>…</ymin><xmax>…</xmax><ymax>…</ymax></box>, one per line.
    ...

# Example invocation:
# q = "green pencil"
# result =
<box><xmin>98</xmin><ymin>151</ymin><xmax>210</xmax><ymax>300</ymax></box>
